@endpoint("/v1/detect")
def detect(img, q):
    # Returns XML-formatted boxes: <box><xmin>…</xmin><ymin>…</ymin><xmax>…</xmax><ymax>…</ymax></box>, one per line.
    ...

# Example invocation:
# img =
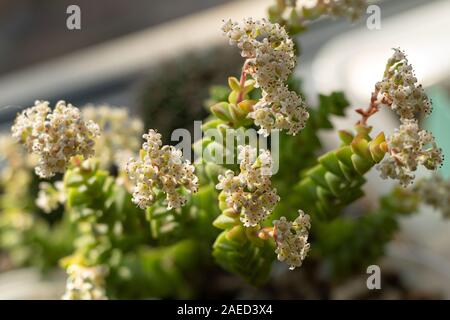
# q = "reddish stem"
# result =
<box><xmin>356</xmin><ymin>88</ymin><xmax>381</xmax><ymax>126</ymax></box>
<box><xmin>236</xmin><ymin>60</ymin><xmax>249</xmax><ymax>104</ymax></box>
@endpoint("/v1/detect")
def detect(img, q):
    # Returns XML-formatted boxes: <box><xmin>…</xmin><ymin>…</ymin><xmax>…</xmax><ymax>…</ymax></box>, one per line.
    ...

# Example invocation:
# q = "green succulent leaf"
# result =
<box><xmin>295</xmin><ymin>127</ymin><xmax>387</xmax><ymax>221</ymax></box>
<box><xmin>213</xmin><ymin>231</ymin><xmax>274</xmax><ymax>286</ymax></box>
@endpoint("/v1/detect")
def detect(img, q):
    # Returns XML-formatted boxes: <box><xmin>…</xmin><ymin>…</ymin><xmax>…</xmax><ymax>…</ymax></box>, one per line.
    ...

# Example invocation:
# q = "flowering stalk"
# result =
<box><xmin>11</xmin><ymin>101</ymin><xmax>100</xmax><ymax>178</ymax></box>
<box><xmin>273</xmin><ymin>210</ymin><xmax>310</xmax><ymax>270</ymax></box>
<box><xmin>126</xmin><ymin>129</ymin><xmax>199</xmax><ymax>210</ymax></box>
<box><xmin>354</xmin><ymin>49</ymin><xmax>443</xmax><ymax>186</ymax></box>
<box><xmin>355</xmin><ymin>90</ymin><xmax>381</xmax><ymax>126</ymax></box>
<box><xmin>216</xmin><ymin>145</ymin><xmax>279</xmax><ymax>227</ymax></box>
<box><xmin>236</xmin><ymin>60</ymin><xmax>251</xmax><ymax>104</ymax></box>
<box><xmin>222</xmin><ymin>18</ymin><xmax>309</xmax><ymax>136</ymax></box>
<box><xmin>213</xmin><ymin>146</ymin><xmax>311</xmax><ymax>276</ymax></box>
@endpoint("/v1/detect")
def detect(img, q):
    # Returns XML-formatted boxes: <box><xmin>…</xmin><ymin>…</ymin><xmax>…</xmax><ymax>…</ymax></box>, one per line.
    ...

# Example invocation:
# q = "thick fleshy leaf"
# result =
<box><xmin>228</xmin><ymin>77</ymin><xmax>241</xmax><ymax>92</ymax></box>
<box><xmin>211</xmin><ymin>102</ymin><xmax>232</xmax><ymax>122</ymax></box>
<box><xmin>351</xmin><ymin>137</ymin><xmax>372</xmax><ymax>160</ymax></box>
<box><xmin>338</xmin><ymin>130</ymin><xmax>354</xmax><ymax>145</ymax></box>
<box><xmin>351</xmin><ymin>154</ymin><xmax>373</xmax><ymax>175</ymax></box>
<box><xmin>213</xmin><ymin>214</ymin><xmax>239</xmax><ymax>230</ymax></box>
<box><xmin>319</xmin><ymin>152</ymin><xmax>345</xmax><ymax>178</ymax></box>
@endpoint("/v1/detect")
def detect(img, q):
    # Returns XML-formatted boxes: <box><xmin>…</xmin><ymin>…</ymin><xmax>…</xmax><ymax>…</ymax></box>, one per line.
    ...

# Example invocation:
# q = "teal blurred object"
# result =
<box><xmin>426</xmin><ymin>86</ymin><xmax>450</xmax><ymax>178</ymax></box>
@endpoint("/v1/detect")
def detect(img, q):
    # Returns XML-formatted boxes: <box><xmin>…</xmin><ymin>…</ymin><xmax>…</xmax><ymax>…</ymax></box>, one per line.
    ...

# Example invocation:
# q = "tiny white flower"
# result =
<box><xmin>273</xmin><ymin>210</ymin><xmax>311</xmax><ymax>270</ymax></box>
<box><xmin>36</xmin><ymin>181</ymin><xmax>65</xmax><ymax>213</ymax></box>
<box><xmin>126</xmin><ymin>129</ymin><xmax>198</xmax><ymax>210</ymax></box>
<box><xmin>414</xmin><ymin>174</ymin><xmax>450</xmax><ymax>218</ymax></box>
<box><xmin>62</xmin><ymin>264</ymin><xmax>108</xmax><ymax>300</ymax></box>
<box><xmin>376</xmin><ymin>48</ymin><xmax>432</xmax><ymax>120</ymax></box>
<box><xmin>81</xmin><ymin>105</ymin><xmax>144</xmax><ymax>170</ymax></box>
<box><xmin>11</xmin><ymin>101</ymin><xmax>100</xmax><ymax>178</ymax></box>
<box><xmin>377</xmin><ymin>119</ymin><xmax>442</xmax><ymax>186</ymax></box>
<box><xmin>222</xmin><ymin>19</ymin><xmax>309</xmax><ymax>136</ymax></box>
<box><xmin>216</xmin><ymin>146</ymin><xmax>279</xmax><ymax>227</ymax></box>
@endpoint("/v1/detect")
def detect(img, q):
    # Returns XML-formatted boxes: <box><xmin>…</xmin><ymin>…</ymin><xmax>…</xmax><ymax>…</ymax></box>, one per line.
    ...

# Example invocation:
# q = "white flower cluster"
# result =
<box><xmin>414</xmin><ymin>175</ymin><xmax>450</xmax><ymax>218</ymax></box>
<box><xmin>273</xmin><ymin>210</ymin><xmax>311</xmax><ymax>270</ymax></box>
<box><xmin>375</xmin><ymin>49</ymin><xmax>442</xmax><ymax>186</ymax></box>
<box><xmin>36</xmin><ymin>181</ymin><xmax>66</xmax><ymax>213</ymax></box>
<box><xmin>82</xmin><ymin>105</ymin><xmax>144</xmax><ymax>170</ymax></box>
<box><xmin>320</xmin><ymin>0</ymin><xmax>367</xmax><ymax>21</ymax></box>
<box><xmin>62</xmin><ymin>264</ymin><xmax>108</xmax><ymax>300</ymax></box>
<box><xmin>222</xmin><ymin>18</ymin><xmax>308</xmax><ymax>136</ymax></box>
<box><xmin>376</xmin><ymin>48</ymin><xmax>432</xmax><ymax>120</ymax></box>
<box><xmin>216</xmin><ymin>145</ymin><xmax>279</xmax><ymax>227</ymax></box>
<box><xmin>126</xmin><ymin>129</ymin><xmax>198</xmax><ymax>210</ymax></box>
<box><xmin>377</xmin><ymin>119</ymin><xmax>442</xmax><ymax>187</ymax></box>
<box><xmin>11</xmin><ymin>101</ymin><xmax>100</xmax><ymax>178</ymax></box>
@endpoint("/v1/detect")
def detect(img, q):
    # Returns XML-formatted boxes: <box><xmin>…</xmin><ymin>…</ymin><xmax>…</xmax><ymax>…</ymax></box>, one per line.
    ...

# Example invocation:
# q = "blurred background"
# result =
<box><xmin>0</xmin><ymin>0</ymin><xmax>449</xmax><ymax>299</ymax></box>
